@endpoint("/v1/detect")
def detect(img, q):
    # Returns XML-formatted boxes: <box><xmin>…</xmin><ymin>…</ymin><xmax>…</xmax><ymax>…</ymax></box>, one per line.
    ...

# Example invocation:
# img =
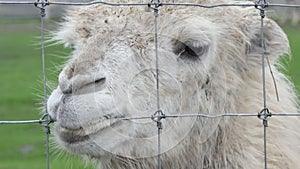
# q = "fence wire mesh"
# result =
<box><xmin>0</xmin><ymin>0</ymin><xmax>299</xmax><ymax>169</ymax></box>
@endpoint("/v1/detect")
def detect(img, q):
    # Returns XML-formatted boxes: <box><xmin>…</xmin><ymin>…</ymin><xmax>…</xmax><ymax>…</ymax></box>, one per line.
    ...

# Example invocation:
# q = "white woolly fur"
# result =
<box><xmin>48</xmin><ymin>0</ymin><xmax>300</xmax><ymax>168</ymax></box>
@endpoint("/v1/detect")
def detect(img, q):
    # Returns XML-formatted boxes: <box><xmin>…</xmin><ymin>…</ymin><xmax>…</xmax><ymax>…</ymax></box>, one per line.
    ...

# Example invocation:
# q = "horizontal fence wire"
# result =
<box><xmin>0</xmin><ymin>1</ymin><xmax>299</xmax><ymax>169</ymax></box>
<box><xmin>116</xmin><ymin>113</ymin><xmax>300</xmax><ymax>121</ymax></box>
<box><xmin>0</xmin><ymin>119</ymin><xmax>47</xmax><ymax>124</ymax></box>
<box><xmin>0</xmin><ymin>1</ymin><xmax>300</xmax><ymax>8</ymax></box>
<box><xmin>1</xmin><ymin>113</ymin><xmax>299</xmax><ymax>124</ymax></box>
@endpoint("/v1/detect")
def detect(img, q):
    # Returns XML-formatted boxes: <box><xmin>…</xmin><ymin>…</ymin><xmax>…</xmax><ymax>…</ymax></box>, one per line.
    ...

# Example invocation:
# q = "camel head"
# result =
<box><xmin>48</xmin><ymin>1</ymin><xmax>290</xmax><ymax>168</ymax></box>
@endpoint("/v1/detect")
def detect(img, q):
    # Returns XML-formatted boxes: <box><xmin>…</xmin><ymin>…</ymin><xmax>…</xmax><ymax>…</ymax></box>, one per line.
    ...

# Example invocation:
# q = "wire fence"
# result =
<box><xmin>0</xmin><ymin>0</ymin><xmax>299</xmax><ymax>169</ymax></box>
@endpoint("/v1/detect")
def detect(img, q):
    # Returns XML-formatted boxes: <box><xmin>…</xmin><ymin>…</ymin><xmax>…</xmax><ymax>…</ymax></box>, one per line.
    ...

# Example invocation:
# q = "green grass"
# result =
<box><xmin>0</xmin><ymin>20</ymin><xmax>299</xmax><ymax>169</ymax></box>
<box><xmin>283</xmin><ymin>28</ymin><xmax>300</xmax><ymax>92</ymax></box>
<box><xmin>0</xmin><ymin>20</ymin><xmax>93</xmax><ymax>169</ymax></box>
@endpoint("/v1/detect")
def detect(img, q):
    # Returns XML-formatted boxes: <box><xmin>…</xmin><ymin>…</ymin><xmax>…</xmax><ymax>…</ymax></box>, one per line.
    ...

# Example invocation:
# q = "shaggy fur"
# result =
<box><xmin>48</xmin><ymin>0</ymin><xmax>300</xmax><ymax>168</ymax></box>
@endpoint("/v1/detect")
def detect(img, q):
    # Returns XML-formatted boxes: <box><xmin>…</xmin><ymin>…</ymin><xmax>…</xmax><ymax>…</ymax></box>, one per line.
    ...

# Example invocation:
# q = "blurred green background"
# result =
<box><xmin>0</xmin><ymin>19</ymin><xmax>94</xmax><ymax>169</ymax></box>
<box><xmin>0</xmin><ymin>9</ymin><xmax>299</xmax><ymax>169</ymax></box>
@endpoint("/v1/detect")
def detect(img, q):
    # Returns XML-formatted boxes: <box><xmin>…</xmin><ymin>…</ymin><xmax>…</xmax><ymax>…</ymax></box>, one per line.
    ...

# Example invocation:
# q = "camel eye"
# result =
<box><xmin>173</xmin><ymin>40</ymin><xmax>208</xmax><ymax>61</ymax></box>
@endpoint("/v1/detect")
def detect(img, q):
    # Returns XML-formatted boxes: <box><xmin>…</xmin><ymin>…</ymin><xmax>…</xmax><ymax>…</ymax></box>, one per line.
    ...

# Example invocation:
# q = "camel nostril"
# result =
<box><xmin>72</xmin><ymin>77</ymin><xmax>107</xmax><ymax>95</ymax></box>
<box><xmin>62</xmin><ymin>87</ymin><xmax>72</xmax><ymax>94</ymax></box>
<box><xmin>59</xmin><ymin>70</ymin><xmax>107</xmax><ymax>95</ymax></box>
<box><xmin>95</xmin><ymin>78</ymin><xmax>106</xmax><ymax>84</ymax></box>
<box><xmin>88</xmin><ymin>77</ymin><xmax>106</xmax><ymax>93</ymax></box>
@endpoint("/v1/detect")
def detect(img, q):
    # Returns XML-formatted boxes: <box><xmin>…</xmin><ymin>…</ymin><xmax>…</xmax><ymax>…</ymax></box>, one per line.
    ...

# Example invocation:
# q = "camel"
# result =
<box><xmin>47</xmin><ymin>0</ymin><xmax>300</xmax><ymax>168</ymax></box>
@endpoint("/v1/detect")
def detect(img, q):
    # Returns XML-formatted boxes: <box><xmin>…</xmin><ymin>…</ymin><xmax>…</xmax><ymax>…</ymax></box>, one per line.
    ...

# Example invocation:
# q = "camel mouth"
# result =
<box><xmin>58</xmin><ymin>127</ymin><xmax>90</xmax><ymax>144</ymax></box>
<box><xmin>56</xmin><ymin>115</ymin><xmax>124</xmax><ymax>144</ymax></box>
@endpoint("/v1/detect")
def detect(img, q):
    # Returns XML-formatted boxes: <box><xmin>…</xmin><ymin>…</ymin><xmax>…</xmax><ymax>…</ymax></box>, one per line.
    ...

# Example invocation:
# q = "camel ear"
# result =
<box><xmin>244</xmin><ymin>14</ymin><xmax>290</xmax><ymax>66</ymax></box>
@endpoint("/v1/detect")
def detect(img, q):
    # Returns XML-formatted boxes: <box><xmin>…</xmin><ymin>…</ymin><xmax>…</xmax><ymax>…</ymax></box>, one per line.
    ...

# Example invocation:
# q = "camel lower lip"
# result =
<box><xmin>57</xmin><ymin>117</ymin><xmax>123</xmax><ymax>144</ymax></box>
<box><xmin>57</xmin><ymin>126</ymin><xmax>89</xmax><ymax>144</ymax></box>
<box><xmin>59</xmin><ymin>130</ymin><xmax>90</xmax><ymax>144</ymax></box>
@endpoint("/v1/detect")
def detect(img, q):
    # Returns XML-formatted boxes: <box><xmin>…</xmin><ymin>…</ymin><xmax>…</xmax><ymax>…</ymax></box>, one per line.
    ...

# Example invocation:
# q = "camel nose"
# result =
<box><xmin>58</xmin><ymin>66</ymin><xmax>107</xmax><ymax>95</ymax></box>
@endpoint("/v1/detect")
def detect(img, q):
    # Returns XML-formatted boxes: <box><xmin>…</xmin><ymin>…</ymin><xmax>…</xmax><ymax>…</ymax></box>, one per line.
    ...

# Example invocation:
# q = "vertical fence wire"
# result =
<box><xmin>256</xmin><ymin>1</ymin><xmax>271</xmax><ymax>168</ymax></box>
<box><xmin>153</xmin><ymin>5</ymin><xmax>162</xmax><ymax>169</ymax></box>
<box><xmin>260</xmin><ymin>5</ymin><xmax>268</xmax><ymax>169</ymax></box>
<box><xmin>149</xmin><ymin>1</ymin><xmax>164</xmax><ymax>169</ymax></box>
<box><xmin>0</xmin><ymin>1</ymin><xmax>300</xmax><ymax>169</ymax></box>
<box><xmin>34</xmin><ymin>1</ymin><xmax>51</xmax><ymax>169</ymax></box>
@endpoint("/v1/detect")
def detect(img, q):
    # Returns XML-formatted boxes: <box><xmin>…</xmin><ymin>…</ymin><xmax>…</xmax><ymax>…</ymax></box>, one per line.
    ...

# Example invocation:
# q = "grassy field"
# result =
<box><xmin>0</xmin><ymin>20</ymin><xmax>299</xmax><ymax>169</ymax></box>
<box><xmin>283</xmin><ymin>28</ymin><xmax>300</xmax><ymax>91</ymax></box>
<box><xmin>0</xmin><ymin>20</ymin><xmax>94</xmax><ymax>169</ymax></box>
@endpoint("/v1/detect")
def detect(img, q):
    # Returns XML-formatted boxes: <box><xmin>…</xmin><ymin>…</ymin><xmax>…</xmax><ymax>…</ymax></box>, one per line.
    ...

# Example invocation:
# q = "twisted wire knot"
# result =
<box><xmin>151</xmin><ymin>110</ymin><xmax>166</xmax><ymax>129</ymax></box>
<box><xmin>255</xmin><ymin>0</ymin><xmax>269</xmax><ymax>18</ymax></box>
<box><xmin>258</xmin><ymin>108</ymin><xmax>272</xmax><ymax>127</ymax></box>
<box><xmin>255</xmin><ymin>0</ymin><xmax>269</xmax><ymax>9</ymax></box>
<box><xmin>39</xmin><ymin>114</ymin><xmax>53</xmax><ymax>134</ymax></box>
<box><xmin>34</xmin><ymin>0</ymin><xmax>49</xmax><ymax>17</ymax></box>
<box><xmin>148</xmin><ymin>0</ymin><xmax>162</xmax><ymax>17</ymax></box>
